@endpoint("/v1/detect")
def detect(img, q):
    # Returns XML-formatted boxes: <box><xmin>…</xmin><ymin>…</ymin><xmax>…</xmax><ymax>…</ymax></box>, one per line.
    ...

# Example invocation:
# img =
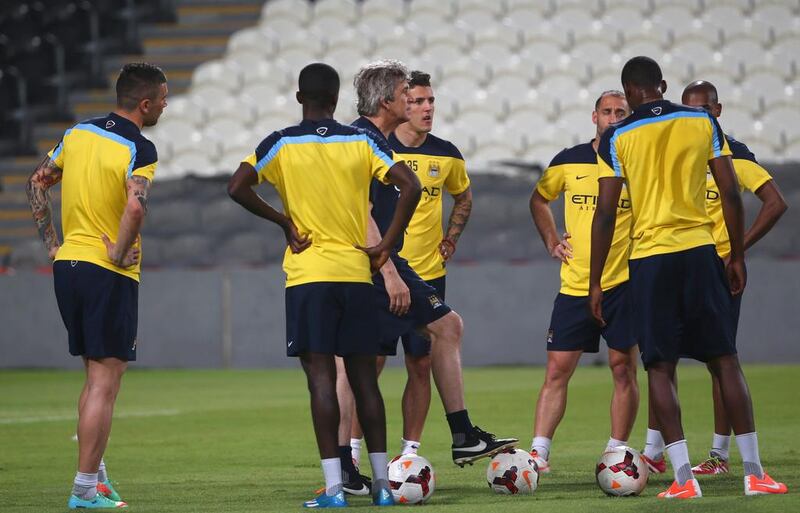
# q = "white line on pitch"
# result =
<box><xmin>0</xmin><ymin>409</ymin><xmax>182</xmax><ymax>425</ymax></box>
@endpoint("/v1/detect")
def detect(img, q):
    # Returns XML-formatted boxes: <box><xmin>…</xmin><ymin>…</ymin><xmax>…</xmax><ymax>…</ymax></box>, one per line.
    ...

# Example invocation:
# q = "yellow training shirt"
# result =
<box><xmin>537</xmin><ymin>141</ymin><xmax>632</xmax><ymax>296</ymax></box>
<box><xmin>49</xmin><ymin>113</ymin><xmax>158</xmax><ymax>281</ymax></box>
<box><xmin>242</xmin><ymin>119</ymin><xmax>395</xmax><ymax>287</ymax></box>
<box><xmin>706</xmin><ymin>135</ymin><xmax>772</xmax><ymax>259</ymax></box>
<box><xmin>390</xmin><ymin>132</ymin><xmax>470</xmax><ymax>280</ymax></box>
<box><xmin>597</xmin><ymin>100</ymin><xmax>731</xmax><ymax>259</ymax></box>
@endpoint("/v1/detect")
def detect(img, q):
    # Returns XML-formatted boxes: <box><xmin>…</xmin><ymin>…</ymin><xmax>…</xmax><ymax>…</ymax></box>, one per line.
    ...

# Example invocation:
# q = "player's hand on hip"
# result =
<box><xmin>48</xmin><ymin>245</ymin><xmax>60</xmax><ymax>260</ymax></box>
<box><xmin>549</xmin><ymin>233</ymin><xmax>573</xmax><ymax>264</ymax></box>
<box><xmin>439</xmin><ymin>238</ymin><xmax>456</xmax><ymax>261</ymax></box>
<box><xmin>588</xmin><ymin>285</ymin><xmax>606</xmax><ymax>327</ymax></box>
<box><xmin>726</xmin><ymin>258</ymin><xmax>747</xmax><ymax>296</ymax></box>
<box><xmin>101</xmin><ymin>234</ymin><xmax>140</xmax><ymax>268</ymax></box>
<box><xmin>283</xmin><ymin>219</ymin><xmax>311</xmax><ymax>254</ymax></box>
<box><xmin>356</xmin><ymin>244</ymin><xmax>391</xmax><ymax>274</ymax></box>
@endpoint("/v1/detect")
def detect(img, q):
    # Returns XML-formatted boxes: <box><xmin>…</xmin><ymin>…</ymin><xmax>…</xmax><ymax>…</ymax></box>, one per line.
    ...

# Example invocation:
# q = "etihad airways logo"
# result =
<box><xmin>571</xmin><ymin>194</ymin><xmax>631</xmax><ymax>209</ymax></box>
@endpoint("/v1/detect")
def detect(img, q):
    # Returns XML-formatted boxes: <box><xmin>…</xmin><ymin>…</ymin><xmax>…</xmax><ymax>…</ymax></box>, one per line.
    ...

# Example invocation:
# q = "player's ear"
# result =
<box><xmin>716</xmin><ymin>102</ymin><xmax>723</xmax><ymax>117</ymax></box>
<box><xmin>660</xmin><ymin>80</ymin><xmax>668</xmax><ymax>95</ymax></box>
<box><xmin>138</xmin><ymin>97</ymin><xmax>151</xmax><ymax>115</ymax></box>
<box><xmin>592</xmin><ymin>110</ymin><xmax>598</xmax><ymax>125</ymax></box>
<box><xmin>295</xmin><ymin>91</ymin><xmax>303</xmax><ymax>105</ymax></box>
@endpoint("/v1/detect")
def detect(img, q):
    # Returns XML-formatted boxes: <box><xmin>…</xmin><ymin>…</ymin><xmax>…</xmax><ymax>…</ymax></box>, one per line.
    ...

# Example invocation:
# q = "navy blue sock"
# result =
<box><xmin>339</xmin><ymin>445</ymin><xmax>358</xmax><ymax>480</ymax></box>
<box><xmin>446</xmin><ymin>410</ymin><xmax>473</xmax><ymax>444</ymax></box>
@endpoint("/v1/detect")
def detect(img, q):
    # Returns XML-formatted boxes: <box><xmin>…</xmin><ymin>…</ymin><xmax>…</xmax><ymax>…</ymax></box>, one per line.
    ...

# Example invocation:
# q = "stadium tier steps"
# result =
<box><xmin>0</xmin><ymin>0</ymin><xmax>265</xmax><ymax>265</ymax></box>
<box><xmin>142</xmin><ymin>0</ymin><xmax>800</xmax><ymax>180</ymax></box>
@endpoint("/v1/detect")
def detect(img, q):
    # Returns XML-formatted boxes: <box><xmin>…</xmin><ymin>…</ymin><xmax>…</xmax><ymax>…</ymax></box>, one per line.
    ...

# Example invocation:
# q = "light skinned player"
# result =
<box><xmin>348</xmin><ymin>70</ymin><xmax>473</xmax><ymax>466</ymax></box>
<box><xmin>528</xmin><ymin>91</ymin><xmax>638</xmax><ymax>473</ymax></box>
<box><xmin>26</xmin><ymin>63</ymin><xmax>167</xmax><ymax>509</ymax></box>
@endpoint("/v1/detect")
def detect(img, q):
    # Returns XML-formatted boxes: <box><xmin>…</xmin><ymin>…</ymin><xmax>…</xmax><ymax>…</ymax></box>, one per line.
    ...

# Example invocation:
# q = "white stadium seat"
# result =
<box><xmin>721</xmin><ymin>37</ymin><xmax>766</xmax><ymax>71</ymax></box>
<box><xmin>227</xmin><ymin>27</ymin><xmax>279</xmax><ymax>56</ymax></box>
<box><xmin>602</xmin><ymin>5</ymin><xmax>646</xmax><ymax>34</ymax></box>
<box><xmin>767</xmin><ymin>38</ymin><xmax>800</xmax><ymax>80</ymax></box>
<box><xmin>751</xmin><ymin>4</ymin><xmax>799</xmax><ymax>41</ymax></box>
<box><xmin>191</xmin><ymin>59</ymin><xmax>244</xmax><ymax>94</ymax></box>
<box><xmin>312</xmin><ymin>0</ymin><xmax>359</xmax><ymax>22</ymax></box>
<box><xmin>258</xmin><ymin>12</ymin><xmax>308</xmax><ymax>39</ymax></box>
<box><xmin>261</xmin><ymin>0</ymin><xmax>311</xmax><ymax>27</ymax></box>
<box><xmin>548</xmin><ymin>6</ymin><xmax>597</xmax><ymax>38</ymax></box>
<box><xmin>455</xmin><ymin>3</ymin><xmax>501</xmax><ymax>31</ymax></box>
<box><xmin>158</xmin><ymin>95</ymin><xmax>205</xmax><ymax>128</ymax></box>
<box><xmin>501</xmin><ymin>6</ymin><xmax>544</xmax><ymax>33</ymax></box>
<box><xmin>762</xmin><ymin>106</ymin><xmax>800</xmax><ymax>142</ymax></box>
<box><xmin>717</xmin><ymin>103</ymin><xmax>758</xmax><ymax>141</ymax></box>
<box><xmin>407</xmin><ymin>0</ymin><xmax>454</xmax><ymax>19</ymax></box>
<box><xmin>741</xmin><ymin>70</ymin><xmax>790</xmax><ymax>111</ymax></box>
<box><xmin>361</xmin><ymin>0</ymin><xmax>407</xmax><ymax>21</ymax></box>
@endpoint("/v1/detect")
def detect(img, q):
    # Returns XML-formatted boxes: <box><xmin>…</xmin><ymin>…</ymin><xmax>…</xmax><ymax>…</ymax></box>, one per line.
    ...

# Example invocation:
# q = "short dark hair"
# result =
<box><xmin>595</xmin><ymin>90</ymin><xmax>626</xmax><ymax>110</ymax></box>
<box><xmin>298</xmin><ymin>62</ymin><xmax>340</xmax><ymax>107</ymax></box>
<box><xmin>116</xmin><ymin>63</ymin><xmax>167</xmax><ymax>110</ymax></box>
<box><xmin>621</xmin><ymin>56</ymin><xmax>662</xmax><ymax>89</ymax></box>
<box><xmin>409</xmin><ymin>70</ymin><xmax>431</xmax><ymax>88</ymax></box>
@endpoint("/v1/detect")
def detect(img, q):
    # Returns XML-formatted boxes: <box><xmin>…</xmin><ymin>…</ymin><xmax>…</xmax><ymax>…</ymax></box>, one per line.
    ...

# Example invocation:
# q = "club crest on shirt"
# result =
<box><xmin>428</xmin><ymin>294</ymin><xmax>443</xmax><ymax>309</ymax></box>
<box><xmin>428</xmin><ymin>160</ymin><xmax>440</xmax><ymax>177</ymax></box>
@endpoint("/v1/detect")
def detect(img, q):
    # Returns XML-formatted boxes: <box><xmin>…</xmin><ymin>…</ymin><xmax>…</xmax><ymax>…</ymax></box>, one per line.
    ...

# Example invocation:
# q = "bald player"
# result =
<box><xmin>640</xmin><ymin>80</ymin><xmax>788</xmax><ymax>477</ymax></box>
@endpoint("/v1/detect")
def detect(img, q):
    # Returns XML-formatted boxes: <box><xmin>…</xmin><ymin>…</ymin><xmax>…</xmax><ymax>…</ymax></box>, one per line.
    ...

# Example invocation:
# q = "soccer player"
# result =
<box><xmin>590</xmin><ymin>56</ymin><xmax>788</xmax><ymax>498</ymax></box>
<box><xmin>228</xmin><ymin>62</ymin><xmax>421</xmax><ymax>508</ymax></box>
<box><xmin>347</xmin><ymin>70</ymin><xmax>473</xmax><ymax>468</ymax></box>
<box><xmin>26</xmin><ymin>63</ymin><xmax>167</xmax><ymax>509</ymax></box>
<box><xmin>527</xmin><ymin>90</ymin><xmax>638</xmax><ymax>473</ymax></box>
<box><xmin>336</xmin><ymin>60</ymin><xmax>516</xmax><ymax>489</ymax></box>
<box><xmin>640</xmin><ymin>80</ymin><xmax>788</xmax><ymax>476</ymax></box>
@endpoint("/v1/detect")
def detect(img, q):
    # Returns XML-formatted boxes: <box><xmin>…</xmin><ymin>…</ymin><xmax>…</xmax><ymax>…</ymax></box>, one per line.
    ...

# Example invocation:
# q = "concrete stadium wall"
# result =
<box><xmin>2</xmin><ymin>259</ymin><xmax>799</xmax><ymax>369</ymax></box>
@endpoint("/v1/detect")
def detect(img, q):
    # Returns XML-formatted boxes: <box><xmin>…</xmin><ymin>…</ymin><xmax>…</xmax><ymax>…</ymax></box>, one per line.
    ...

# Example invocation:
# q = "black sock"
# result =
<box><xmin>446</xmin><ymin>409</ymin><xmax>473</xmax><ymax>444</ymax></box>
<box><xmin>339</xmin><ymin>445</ymin><xmax>358</xmax><ymax>481</ymax></box>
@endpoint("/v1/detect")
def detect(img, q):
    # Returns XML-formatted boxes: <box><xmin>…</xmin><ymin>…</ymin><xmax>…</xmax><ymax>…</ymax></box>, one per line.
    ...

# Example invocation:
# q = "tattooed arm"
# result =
<box><xmin>26</xmin><ymin>157</ymin><xmax>63</xmax><ymax>260</ymax></box>
<box><xmin>101</xmin><ymin>175</ymin><xmax>150</xmax><ymax>268</ymax></box>
<box><xmin>440</xmin><ymin>186</ymin><xmax>472</xmax><ymax>260</ymax></box>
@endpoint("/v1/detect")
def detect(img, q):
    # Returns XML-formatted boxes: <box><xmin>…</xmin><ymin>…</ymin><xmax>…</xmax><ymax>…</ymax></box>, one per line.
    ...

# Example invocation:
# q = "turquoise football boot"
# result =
<box><xmin>97</xmin><ymin>479</ymin><xmax>123</xmax><ymax>502</ymax></box>
<box><xmin>303</xmin><ymin>489</ymin><xmax>347</xmax><ymax>508</ymax></box>
<box><xmin>68</xmin><ymin>493</ymin><xmax>127</xmax><ymax>509</ymax></box>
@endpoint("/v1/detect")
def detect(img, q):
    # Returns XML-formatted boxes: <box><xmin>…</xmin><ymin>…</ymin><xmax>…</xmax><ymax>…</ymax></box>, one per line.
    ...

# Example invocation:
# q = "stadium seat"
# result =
<box><xmin>721</xmin><ymin>37</ymin><xmax>767</xmax><ymax>71</ymax></box>
<box><xmin>422</xmin><ymin>34</ymin><xmax>469</xmax><ymax>65</ymax></box>
<box><xmin>225</xmin><ymin>50</ymin><xmax>276</xmax><ymax>80</ymax></box>
<box><xmin>261</xmin><ymin>0</ymin><xmax>311</xmax><ymax>27</ymax></box>
<box><xmin>717</xmin><ymin>103</ymin><xmax>758</xmax><ymax>141</ymax></box>
<box><xmin>570</xmin><ymin>38</ymin><xmax>619</xmax><ymax>76</ymax></box>
<box><xmin>438</xmin><ymin>70</ymin><xmax>482</xmax><ymax>102</ymax></box>
<box><xmin>277</xmin><ymin>31</ymin><xmax>325</xmax><ymax>65</ymax></box>
<box><xmin>535</xmin><ymin>71</ymin><xmax>582</xmax><ymax>105</ymax></box>
<box><xmin>238</xmin><ymin>61</ymin><xmax>293</xmax><ymax>94</ymax></box>
<box><xmin>258</xmin><ymin>12</ymin><xmax>308</xmax><ymax>39</ymax></box>
<box><xmin>470</xmin><ymin>137</ymin><xmax>520</xmax><ymax>169</ymax></box>
<box><xmin>357</xmin><ymin>7</ymin><xmax>405</xmax><ymax>35</ymax></box>
<box><xmin>556</xmin><ymin>107</ymin><xmax>596</xmax><ymax>145</ymax></box>
<box><xmin>617</xmin><ymin>34</ymin><xmax>665</xmax><ymax>63</ymax></box>
<box><xmin>767</xmin><ymin>38</ymin><xmax>800</xmax><ymax>80</ymax></box>
<box><xmin>152</xmin><ymin>118</ymin><xmax>204</xmax><ymax>159</ymax></box>
<box><xmin>407</xmin><ymin>0</ymin><xmax>454</xmax><ymax>20</ymax></box>
<box><xmin>370</xmin><ymin>28</ymin><xmax>421</xmax><ymax>63</ymax></box>
<box><xmin>750</xmin><ymin>4</ymin><xmax>798</xmax><ymax>42</ymax></box>
<box><xmin>454</xmin><ymin>1</ymin><xmax>501</xmax><ymax>30</ymax></box>
<box><xmin>469</xmin><ymin>28</ymin><xmax>520</xmax><ymax>68</ymax></box>
<box><xmin>156</xmin><ymin>95</ymin><xmax>205</xmax><ymax>128</ymax></box>
<box><xmin>602</xmin><ymin>5</ymin><xmax>646</xmax><ymax>35</ymax></box>
<box><xmin>361</xmin><ymin>0</ymin><xmax>407</xmax><ymax>21</ymax></box>
<box><xmin>762</xmin><ymin>106</ymin><xmax>800</xmax><ymax>143</ymax></box>
<box><xmin>192</xmin><ymin>59</ymin><xmax>244</xmax><ymax>94</ymax></box>
<box><xmin>517</xmin><ymin>41</ymin><xmax>570</xmax><ymax>79</ymax></box>
<box><xmin>548</xmin><ymin>6</ymin><xmax>597</xmax><ymax>39</ymax></box>
<box><xmin>486</xmin><ymin>74</ymin><xmax>531</xmax><ymax>107</ymax></box>
<box><xmin>505</xmin><ymin>0</ymin><xmax>549</xmax><ymax>16</ymax></box>
<box><xmin>227</xmin><ymin>27</ymin><xmax>279</xmax><ymax>56</ymax></box>
<box><xmin>309</xmin><ymin>0</ymin><xmax>359</xmax><ymax>34</ymax></box>
<box><xmin>741</xmin><ymin>71</ymin><xmax>790</xmax><ymax>111</ymax></box>
<box><xmin>203</xmin><ymin>118</ymin><xmax>250</xmax><ymax>157</ymax></box>
<box><xmin>526</xmin><ymin>140</ymin><xmax>570</xmax><ymax>168</ymax></box>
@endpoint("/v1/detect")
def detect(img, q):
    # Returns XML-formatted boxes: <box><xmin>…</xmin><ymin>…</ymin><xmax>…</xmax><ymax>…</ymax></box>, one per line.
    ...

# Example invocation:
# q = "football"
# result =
<box><xmin>387</xmin><ymin>454</ymin><xmax>435</xmax><ymax>504</ymax></box>
<box><xmin>486</xmin><ymin>448</ymin><xmax>539</xmax><ymax>495</ymax></box>
<box><xmin>595</xmin><ymin>446</ymin><xmax>649</xmax><ymax>496</ymax></box>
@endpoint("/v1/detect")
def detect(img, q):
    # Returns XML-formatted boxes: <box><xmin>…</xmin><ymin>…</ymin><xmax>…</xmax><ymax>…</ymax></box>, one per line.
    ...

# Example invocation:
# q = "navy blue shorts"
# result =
<box><xmin>394</xmin><ymin>276</ymin><xmax>447</xmax><ymax>357</ymax></box>
<box><xmin>546</xmin><ymin>282</ymin><xmax>634</xmax><ymax>353</ymax></box>
<box><xmin>629</xmin><ymin>245</ymin><xmax>737</xmax><ymax>369</ymax></box>
<box><xmin>53</xmin><ymin>260</ymin><xmax>138</xmax><ymax>361</ymax></box>
<box><xmin>285</xmin><ymin>282</ymin><xmax>379</xmax><ymax>357</ymax></box>
<box><xmin>374</xmin><ymin>257</ymin><xmax>451</xmax><ymax>356</ymax></box>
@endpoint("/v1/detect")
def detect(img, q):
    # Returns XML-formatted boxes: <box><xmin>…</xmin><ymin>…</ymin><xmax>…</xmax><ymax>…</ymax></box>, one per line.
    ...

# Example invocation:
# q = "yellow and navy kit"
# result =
<box><xmin>242</xmin><ymin>119</ymin><xmax>395</xmax><ymax>287</ymax></box>
<box><xmin>390</xmin><ymin>132</ymin><xmax>470</xmax><ymax>281</ymax></box>
<box><xmin>537</xmin><ymin>141</ymin><xmax>632</xmax><ymax>295</ymax></box>
<box><xmin>48</xmin><ymin>112</ymin><xmax>157</xmax><ymax>281</ymax></box>
<box><xmin>707</xmin><ymin>135</ymin><xmax>772</xmax><ymax>259</ymax></box>
<box><xmin>597</xmin><ymin>100</ymin><xmax>731</xmax><ymax>259</ymax></box>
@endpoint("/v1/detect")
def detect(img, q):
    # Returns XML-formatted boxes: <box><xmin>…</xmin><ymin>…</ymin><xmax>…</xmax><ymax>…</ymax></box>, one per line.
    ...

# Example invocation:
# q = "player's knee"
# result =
<box><xmin>406</xmin><ymin>355</ymin><xmax>432</xmax><ymax>382</ymax></box>
<box><xmin>544</xmin><ymin>362</ymin><xmax>573</xmax><ymax>386</ymax></box>
<box><xmin>444</xmin><ymin>311</ymin><xmax>464</xmax><ymax>340</ymax></box>
<box><xmin>610</xmin><ymin>359</ymin><xmax>636</xmax><ymax>385</ymax></box>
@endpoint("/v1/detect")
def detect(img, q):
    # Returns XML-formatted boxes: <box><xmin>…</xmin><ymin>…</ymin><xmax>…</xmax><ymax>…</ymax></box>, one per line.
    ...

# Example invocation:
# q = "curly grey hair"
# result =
<box><xmin>353</xmin><ymin>59</ymin><xmax>411</xmax><ymax>117</ymax></box>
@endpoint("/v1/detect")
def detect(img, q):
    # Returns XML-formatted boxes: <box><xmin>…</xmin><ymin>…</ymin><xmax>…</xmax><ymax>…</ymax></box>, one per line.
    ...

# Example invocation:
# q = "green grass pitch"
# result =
<box><xmin>1</xmin><ymin>365</ymin><xmax>797</xmax><ymax>512</ymax></box>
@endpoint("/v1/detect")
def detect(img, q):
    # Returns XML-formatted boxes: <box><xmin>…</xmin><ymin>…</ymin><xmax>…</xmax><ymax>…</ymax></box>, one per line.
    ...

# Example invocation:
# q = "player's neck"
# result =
<box><xmin>591</xmin><ymin>137</ymin><xmax>599</xmax><ymax>153</ymax></box>
<box><xmin>113</xmin><ymin>109</ymin><xmax>143</xmax><ymax>130</ymax></box>
<box><xmin>394</xmin><ymin>124</ymin><xmax>427</xmax><ymax>148</ymax></box>
<box><xmin>302</xmin><ymin>106</ymin><xmax>335</xmax><ymax>121</ymax></box>
<box><xmin>638</xmin><ymin>93</ymin><xmax>664</xmax><ymax>107</ymax></box>
<box><xmin>366</xmin><ymin>115</ymin><xmax>401</xmax><ymax>139</ymax></box>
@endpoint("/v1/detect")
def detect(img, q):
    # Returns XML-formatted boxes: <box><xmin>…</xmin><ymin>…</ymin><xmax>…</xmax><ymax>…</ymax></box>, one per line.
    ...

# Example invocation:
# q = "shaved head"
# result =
<box><xmin>682</xmin><ymin>80</ymin><xmax>722</xmax><ymax>118</ymax></box>
<box><xmin>683</xmin><ymin>80</ymin><xmax>718</xmax><ymax>104</ymax></box>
